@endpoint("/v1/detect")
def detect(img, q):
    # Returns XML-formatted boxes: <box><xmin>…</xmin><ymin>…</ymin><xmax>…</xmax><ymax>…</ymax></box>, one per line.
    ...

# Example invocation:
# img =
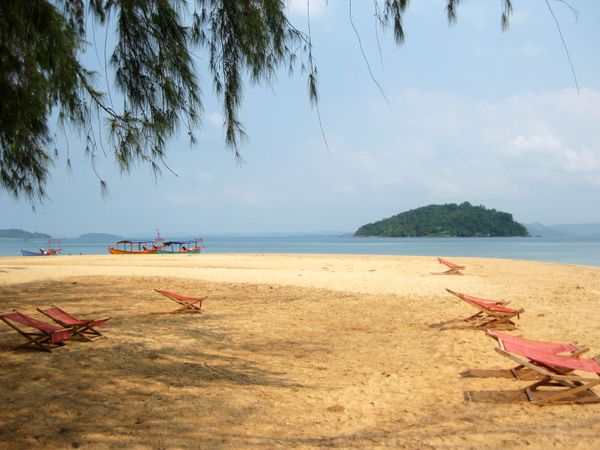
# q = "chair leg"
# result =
<box><xmin>18</xmin><ymin>334</ymin><xmax>64</xmax><ymax>352</ymax></box>
<box><xmin>530</xmin><ymin>380</ymin><xmax>600</xmax><ymax>405</ymax></box>
<box><xmin>72</xmin><ymin>326</ymin><xmax>105</xmax><ymax>341</ymax></box>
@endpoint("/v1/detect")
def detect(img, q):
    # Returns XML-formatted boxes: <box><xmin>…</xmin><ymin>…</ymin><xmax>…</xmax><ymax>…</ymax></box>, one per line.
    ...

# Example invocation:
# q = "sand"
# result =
<box><xmin>0</xmin><ymin>253</ymin><xmax>599</xmax><ymax>449</ymax></box>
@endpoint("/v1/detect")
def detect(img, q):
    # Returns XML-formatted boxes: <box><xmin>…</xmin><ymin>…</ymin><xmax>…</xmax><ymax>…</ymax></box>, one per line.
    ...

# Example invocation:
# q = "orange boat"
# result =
<box><xmin>108</xmin><ymin>240</ymin><xmax>161</xmax><ymax>254</ymax></box>
<box><xmin>108</xmin><ymin>230</ymin><xmax>164</xmax><ymax>255</ymax></box>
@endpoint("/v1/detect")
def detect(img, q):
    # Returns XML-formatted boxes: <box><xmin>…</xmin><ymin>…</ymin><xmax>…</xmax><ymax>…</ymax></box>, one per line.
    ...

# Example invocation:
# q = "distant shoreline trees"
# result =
<box><xmin>355</xmin><ymin>202</ymin><xmax>528</xmax><ymax>237</ymax></box>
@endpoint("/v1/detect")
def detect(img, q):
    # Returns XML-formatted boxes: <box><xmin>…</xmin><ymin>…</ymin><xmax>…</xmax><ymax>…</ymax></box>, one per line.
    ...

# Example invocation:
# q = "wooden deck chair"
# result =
<box><xmin>0</xmin><ymin>311</ymin><xmax>72</xmax><ymax>352</ymax></box>
<box><xmin>37</xmin><ymin>306</ymin><xmax>111</xmax><ymax>341</ymax></box>
<box><xmin>463</xmin><ymin>330</ymin><xmax>589</xmax><ymax>380</ymax></box>
<box><xmin>495</xmin><ymin>337</ymin><xmax>600</xmax><ymax>405</ymax></box>
<box><xmin>435</xmin><ymin>258</ymin><xmax>465</xmax><ymax>275</ymax></box>
<box><xmin>445</xmin><ymin>288</ymin><xmax>523</xmax><ymax>330</ymax></box>
<box><xmin>154</xmin><ymin>289</ymin><xmax>207</xmax><ymax>313</ymax></box>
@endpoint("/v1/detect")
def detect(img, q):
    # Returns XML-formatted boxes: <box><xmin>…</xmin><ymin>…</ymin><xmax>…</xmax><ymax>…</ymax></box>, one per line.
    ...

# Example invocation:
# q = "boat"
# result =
<box><xmin>20</xmin><ymin>239</ymin><xmax>63</xmax><ymax>256</ymax></box>
<box><xmin>107</xmin><ymin>230</ymin><xmax>165</xmax><ymax>255</ymax></box>
<box><xmin>156</xmin><ymin>238</ymin><xmax>205</xmax><ymax>254</ymax></box>
<box><xmin>107</xmin><ymin>240</ymin><xmax>161</xmax><ymax>254</ymax></box>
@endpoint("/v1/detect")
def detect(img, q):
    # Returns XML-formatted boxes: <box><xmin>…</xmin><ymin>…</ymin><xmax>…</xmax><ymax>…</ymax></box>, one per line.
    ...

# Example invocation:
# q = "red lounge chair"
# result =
<box><xmin>0</xmin><ymin>311</ymin><xmax>72</xmax><ymax>352</ymax></box>
<box><xmin>445</xmin><ymin>288</ymin><xmax>523</xmax><ymax>330</ymax></box>
<box><xmin>37</xmin><ymin>306</ymin><xmax>110</xmax><ymax>341</ymax></box>
<box><xmin>154</xmin><ymin>289</ymin><xmax>206</xmax><ymax>313</ymax></box>
<box><xmin>435</xmin><ymin>258</ymin><xmax>465</xmax><ymax>275</ymax></box>
<box><xmin>495</xmin><ymin>337</ymin><xmax>600</xmax><ymax>405</ymax></box>
<box><xmin>466</xmin><ymin>330</ymin><xmax>589</xmax><ymax>380</ymax></box>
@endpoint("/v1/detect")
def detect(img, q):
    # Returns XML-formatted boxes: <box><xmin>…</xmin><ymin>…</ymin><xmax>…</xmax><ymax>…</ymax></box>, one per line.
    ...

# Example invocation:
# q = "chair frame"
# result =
<box><xmin>488</xmin><ymin>330</ymin><xmax>588</xmax><ymax>379</ymax></box>
<box><xmin>0</xmin><ymin>311</ymin><xmax>72</xmax><ymax>352</ymax></box>
<box><xmin>435</xmin><ymin>257</ymin><xmax>465</xmax><ymax>275</ymax></box>
<box><xmin>446</xmin><ymin>288</ymin><xmax>523</xmax><ymax>330</ymax></box>
<box><xmin>37</xmin><ymin>306</ymin><xmax>110</xmax><ymax>341</ymax></box>
<box><xmin>154</xmin><ymin>289</ymin><xmax>207</xmax><ymax>313</ymax></box>
<box><xmin>495</xmin><ymin>346</ymin><xmax>600</xmax><ymax>405</ymax></box>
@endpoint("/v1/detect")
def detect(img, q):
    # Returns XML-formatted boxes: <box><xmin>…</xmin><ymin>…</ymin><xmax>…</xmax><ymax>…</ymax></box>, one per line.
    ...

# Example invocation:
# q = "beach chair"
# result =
<box><xmin>462</xmin><ymin>330</ymin><xmax>589</xmax><ymax>380</ymax></box>
<box><xmin>37</xmin><ymin>306</ymin><xmax>110</xmax><ymax>341</ymax></box>
<box><xmin>435</xmin><ymin>258</ymin><xmax>465</xmax><ymax>275</ymax></box>
<box><xmin>445</xmin><ymin>288</ymin><xmax>523</xmax><ymax>330</ymax></box>
<box><xmin>154</xmin><ymin>289</ymin><xmax>206</xmax><ymax>313</ymax></box>
<box><xmin>0</xmin><ymin>311</ymin><xmax>72</xmax><ymax>352</ymax></box>
<box><xmin>494</xmin><ymin>336</ymin><xmax>600</xmax><ymax>405</ymax></box>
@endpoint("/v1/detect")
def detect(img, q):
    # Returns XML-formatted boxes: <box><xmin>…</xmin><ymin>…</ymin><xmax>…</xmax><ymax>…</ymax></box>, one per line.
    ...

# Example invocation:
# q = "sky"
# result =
<box><xmin>2</xmin><ymin>0</ymin><xmax>600</xmax><ymax>237</ymax></box>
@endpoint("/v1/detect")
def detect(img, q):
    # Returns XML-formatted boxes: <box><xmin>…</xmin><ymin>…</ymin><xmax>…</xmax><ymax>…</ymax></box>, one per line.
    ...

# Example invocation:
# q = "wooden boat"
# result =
<box><xmin>20</xmin><ymin>239</ymin><xmax>63</xmax><ymax>256</ymax></box>
<box><xmin>107</xmin><ymin>240</ymin><xmax>160</xmax><ymax>254</ymax></box>
<box><xmin>156</xmin><ymin>238</ymin><xmax>204</xmax><ymax>254</ymax></box>
<box><xmin>108</xmin><ymin>230</ymin><xmax>164</xmax><ymax>255</ymax></box>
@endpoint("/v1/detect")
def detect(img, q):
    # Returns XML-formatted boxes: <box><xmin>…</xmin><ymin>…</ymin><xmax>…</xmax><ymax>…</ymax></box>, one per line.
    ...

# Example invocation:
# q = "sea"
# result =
<box><xmin>1</xmin><ymin>234</ymin><xmax>600</xmax><ymax>267</ymax></box>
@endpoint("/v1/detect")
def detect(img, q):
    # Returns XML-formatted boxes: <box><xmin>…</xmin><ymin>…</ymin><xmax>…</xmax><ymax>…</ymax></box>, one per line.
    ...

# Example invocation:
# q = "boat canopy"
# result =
<box><xmin>162</xmin><ymin>241</ymin><xmax>198</xmax><ymax>246</ymax></box>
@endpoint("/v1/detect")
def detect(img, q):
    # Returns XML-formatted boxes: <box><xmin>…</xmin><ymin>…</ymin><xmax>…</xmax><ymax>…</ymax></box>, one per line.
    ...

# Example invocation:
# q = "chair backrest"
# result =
<box><xmin>1</xmin><ymin>311</ymin><xmax>64</xmax><ymax>333</ymax></box>
<box><xmin>155</xmin><ymin>289</ymin><xmax>202</xmax><ymax>302</ymax></box>
<box><xmin>461</xmin><ymin>294</ymin><xmax>517</xmax><ymax>313</ymax></box>
<box><xmin>489</xmin><ymin>330</ymin><xmax>579</xmax><ymax>355</ymax></box>
<box><xmin>438</xmin><ymin>258</ymin><xmax>464</xmax><ymax>269</ymax></box>
<box><xmin>502</xmin><ymin>339</ymin><xmax>600</xmax><ymax>375</ymax></box>
<box><xmin>39</xmin><ymin>306</ymin><xmax>83</xmax><ymax>326</ymax></box>
<box><xmin>446</xmin><ymin>289</ymin><xmax>516</xmax><ymax>313</ymax></box>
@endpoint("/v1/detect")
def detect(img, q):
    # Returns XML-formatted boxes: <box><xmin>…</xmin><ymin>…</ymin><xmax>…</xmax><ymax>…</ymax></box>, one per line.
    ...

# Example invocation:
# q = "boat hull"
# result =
<box><xmin>107</xmin><ymin>247</ymin><xmax>157</xmax><ymax>255</ymax></box>
<box><xmin>20</xmin><ymin>250</ymin><xmax>61</xmax><ymax>256</ymax></box>
<box><xmin>155</xmin><ymin>249</ymin><xmax>202</xmax><ymax>254</ymax></box>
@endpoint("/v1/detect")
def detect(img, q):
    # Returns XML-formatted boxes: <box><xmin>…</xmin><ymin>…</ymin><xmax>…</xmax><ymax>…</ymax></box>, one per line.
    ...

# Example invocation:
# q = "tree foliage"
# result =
<box><xmin>355</xmin><ymin>202</ymin><xmax>528</xmax><ymax>237</ymax></box>
<box><xmin>0</xmin><ymin>0</ymin><xmax>512</xmax><ymax>202</ymax></box>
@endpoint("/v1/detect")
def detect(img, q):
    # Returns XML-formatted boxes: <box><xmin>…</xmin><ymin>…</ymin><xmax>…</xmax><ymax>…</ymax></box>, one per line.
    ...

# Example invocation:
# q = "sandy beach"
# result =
<box><xmin>1</xmin><ymin>253</ymin><xmax>599</xmax><ymax>449</ymax></box>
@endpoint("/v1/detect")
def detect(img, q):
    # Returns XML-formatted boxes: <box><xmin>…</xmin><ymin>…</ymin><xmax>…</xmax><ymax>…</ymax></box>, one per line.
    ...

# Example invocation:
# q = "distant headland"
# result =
<box><xmin>355</xmin><ymin>202</ymin><xmax>528</xmax><ymax>237</ymax></box>
<box><xmin>0</xmin><ymin>229</ymin><xmax>51</xmax><ymax>239</ymax></box>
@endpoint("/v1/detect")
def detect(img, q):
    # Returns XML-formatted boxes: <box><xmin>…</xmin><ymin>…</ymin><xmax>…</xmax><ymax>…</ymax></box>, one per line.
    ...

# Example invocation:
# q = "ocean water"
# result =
<box><xmin>1</xmin><ymin>235</ymin><xmax>600</xmax><ymax>267</ymax></box>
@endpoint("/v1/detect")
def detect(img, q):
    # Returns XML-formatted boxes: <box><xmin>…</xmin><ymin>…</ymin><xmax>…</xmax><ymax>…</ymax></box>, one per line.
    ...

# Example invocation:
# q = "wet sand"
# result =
<box><xmin>0</xmin><ymin>254</ymin><xmax>599</xmax><ymax>449</ymax></box>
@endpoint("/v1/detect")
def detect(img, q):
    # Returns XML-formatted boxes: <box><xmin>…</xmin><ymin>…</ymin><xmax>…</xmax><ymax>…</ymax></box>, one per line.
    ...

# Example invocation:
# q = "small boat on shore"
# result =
<box><xmin>20</xmin><ymin>239</ymin><xmax>63</xmax><ymax>256</ymax></box>
<box><xmin>156</xmin><ymin>238</ymin><xmax>205</xmax><ymax>254</ymax></box>
<box><xmin>108</xmin><ymin>230</ymin><xmax>164</xmax><ymax>255</ymax></box>
<box><xmin>108</xmin><ymin>240</ymin><xmax>161</xmax><ymax>254</ymax></box>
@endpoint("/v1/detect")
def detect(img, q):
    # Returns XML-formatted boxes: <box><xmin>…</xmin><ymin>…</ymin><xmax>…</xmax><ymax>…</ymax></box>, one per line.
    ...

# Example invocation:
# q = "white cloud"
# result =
<box><xmin>205</xmin><ymin>112</ymin><xmax>223</xmax><ymax>128</ymax></box>
<box><xmin>286</xmin><ymin>0</ymin><xmax>328</xmax><ymax>18</ymax></box>
<box><xmin>314</xmin><ymin>87</ymin><xmax>600</xmax><ymax>222</ymax></box>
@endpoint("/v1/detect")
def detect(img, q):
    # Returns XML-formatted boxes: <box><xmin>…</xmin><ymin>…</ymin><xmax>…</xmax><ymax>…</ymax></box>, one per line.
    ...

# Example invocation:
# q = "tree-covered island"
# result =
<box><xmin>0</xmin><ymin>229</ymin><xmax>51</xmax><ymax>239</ymax></box>
<box><xmin>355</xmin><ymin>203</ymin><xmax>528</xmax><ymax>237</ymax></box>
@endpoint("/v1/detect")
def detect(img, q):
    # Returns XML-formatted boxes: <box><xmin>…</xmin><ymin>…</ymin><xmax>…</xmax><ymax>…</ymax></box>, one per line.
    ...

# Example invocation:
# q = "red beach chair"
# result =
<box><xmin>462</xmin><ymin>330</ymin><xmax>589</xmax><ymax>380</ymax></box>
<box><xmin>0</xmin><ymin>311</ymin><xmax>72</xmax><ymax>352</ymax></box>
<box><xmin>494</xmin><ymin>337</ymin><xmax>600</xmax><ymax>405</ymax></box>
<box><xmin>445</xmin><ymin>288</ymin><xmax>523</xmax><ymax>330</ymax></box>
<box><xmin>37</xmin><ymin>306</ymin><xmax>110</xmax><ymax>341</ymax></box>
<box><xmin>154</xmin><ymin>289</ymin><xmax>206</xmax><ymax>313</ymax></box>
<box><xmin>435</xmin><ymin>257</ymin><xmax>465</xmax><ymax>275</ymax></box>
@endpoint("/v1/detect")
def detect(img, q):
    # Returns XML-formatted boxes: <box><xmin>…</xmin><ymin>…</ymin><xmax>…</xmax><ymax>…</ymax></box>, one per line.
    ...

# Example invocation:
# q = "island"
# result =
<box><xmin>355</xmin><ymin>202</ymin><xmax>528</xmax><ymax>237</ymax></box>
<box><xmin>0</xmin><ymin>228</ymin><xmax>51</xmax><ymax>239</ymax></box>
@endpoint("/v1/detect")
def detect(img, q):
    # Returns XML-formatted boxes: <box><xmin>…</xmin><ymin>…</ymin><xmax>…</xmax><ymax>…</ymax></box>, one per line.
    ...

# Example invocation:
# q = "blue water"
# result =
<box><xmin>2</xmin><ymin>235</ymin><xmax>600</xmax><ymax>267</ymax></box>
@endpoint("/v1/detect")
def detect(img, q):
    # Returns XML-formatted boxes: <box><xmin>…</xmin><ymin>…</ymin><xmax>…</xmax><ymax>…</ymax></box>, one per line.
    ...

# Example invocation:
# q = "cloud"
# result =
<box><xmin>313</xmin><ymin>87</ymin><xmax>600</xmax><ymax>222</ymax></box>
<box><xmin>285</xmin><ymin>0</ymin><xmax>328</xmax><ymax>18</ymax></box>
<box><xmin>205</xmin><ymin>112</ymin><xmax>223</xmax><ymax>128</ymax></box>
